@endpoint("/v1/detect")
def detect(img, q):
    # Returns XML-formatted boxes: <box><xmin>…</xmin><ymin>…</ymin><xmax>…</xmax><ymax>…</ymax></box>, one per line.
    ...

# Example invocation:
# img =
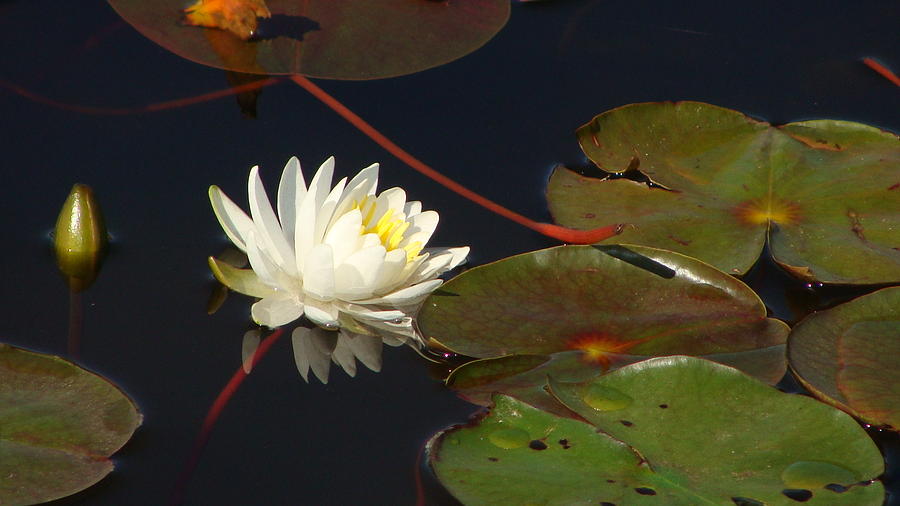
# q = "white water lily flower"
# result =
<box><xmin>208</xmin><ymin>156</ymin><xmax>469</xmax><ymax>339</ymax></box>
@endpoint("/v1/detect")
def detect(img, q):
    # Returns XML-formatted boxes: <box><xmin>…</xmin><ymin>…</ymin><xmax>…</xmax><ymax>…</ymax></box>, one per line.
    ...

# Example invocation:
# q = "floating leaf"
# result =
<box><xmin>108</xmin><ymin>0</ymin><xmax>509</xmax><ymax>79</ymax></box>
<box><xmin>547</xmin><ymin>101</ymin><xmax>900</xmax><ymax>284</ymax></box>
<box><xmin>0</xmin><ymin>344</ymin><xmax>141</xmax><ymax>504</ymax></box>
<box><xmin>182</xmin><ymin>0</ymin><xmax>271</xmax><ymax>40</ymax></box>
<box><xmin>429</xmin><ymin>357</ymin><xmax>884</xmax><ymax>505</ymax></box>
<box><xmin>788</xmin><ymin>286</ymin><xmax>900</xmax><ymax>428</ymax></box>
<box><xmin>446</xmin><ymin>344</ymin><xmax>787</xmax><ymax>416</ymax></box>
<box><xmin>419</xmin><ymin>244</ymin><xmax>789</xmax><ymax>406</ymax></box>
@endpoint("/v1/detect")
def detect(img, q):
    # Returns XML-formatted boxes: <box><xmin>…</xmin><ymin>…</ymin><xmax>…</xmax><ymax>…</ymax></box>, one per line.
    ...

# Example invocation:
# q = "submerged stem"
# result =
<box><xmin>169</xmin><ymin>327</ymin><xmax>284</xmax><ymax>505</ymax></box>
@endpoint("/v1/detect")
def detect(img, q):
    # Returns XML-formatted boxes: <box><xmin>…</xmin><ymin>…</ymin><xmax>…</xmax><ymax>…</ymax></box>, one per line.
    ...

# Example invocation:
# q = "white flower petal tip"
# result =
<box><xmin>208</xmin><ymin>155</ymin><xmax>469</xmax><ymax>335</ymax></box>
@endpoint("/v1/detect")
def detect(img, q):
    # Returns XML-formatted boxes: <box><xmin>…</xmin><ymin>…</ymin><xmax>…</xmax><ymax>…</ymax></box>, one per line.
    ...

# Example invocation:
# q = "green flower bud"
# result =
<box><xmin>54</xmin><ymin>184</ymin><xmax>108</xmax><ymax>292</ymax></box>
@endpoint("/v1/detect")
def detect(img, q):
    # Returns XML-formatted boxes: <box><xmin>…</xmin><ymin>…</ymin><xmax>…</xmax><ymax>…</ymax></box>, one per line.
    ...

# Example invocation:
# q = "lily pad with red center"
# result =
<box><xmin>107</xmin><ymin>0</ymin><xmax>509</xmax><ymax>79</ymax></box>
<box><xmin>418</xmin><ymin>244</ymin><xmax>789</xmax><ymax>411</ymax></box>
<box><xmin>547</xmin><ymin>101</ymin><xmax>900</xmax><ymax>284</ymax></box>
<box><xmin>788</xmin><ymin>286</ymin><xmax>900</xmax><ymax>429</ymax></box>
<box><xmin>0</xmin><ymin>344</ymin><xmax>142</xmax><ymax>504</ymax></box>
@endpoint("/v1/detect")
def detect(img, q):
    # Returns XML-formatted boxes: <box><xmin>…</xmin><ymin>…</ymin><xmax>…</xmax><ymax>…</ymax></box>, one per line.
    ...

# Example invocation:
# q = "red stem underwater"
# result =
<box><xmin>0</xmin><ymin>77</ymin><xmax>282</xmax><ymax>115</ymax></box>
<box><xmin>169</xmin><ymin>328</ymin><xmax>284</xmax><ymax>506</ymax></box>
<box><xmin>862</xmin><ymin>57</ymin><xmax>900</xmax><ymax>87</ymax></box>
<box><xmin>288</xmin><ymin>75</ymin><xmax>622</xmax><ymax>245</ymax></box>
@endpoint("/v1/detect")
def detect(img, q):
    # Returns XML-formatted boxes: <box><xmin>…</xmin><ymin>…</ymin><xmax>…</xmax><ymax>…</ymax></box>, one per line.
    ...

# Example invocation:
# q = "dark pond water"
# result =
<box><xmin>2</xmin><ymin>0</ymin><xmax>898</xmax><ymax>504</ymax></box>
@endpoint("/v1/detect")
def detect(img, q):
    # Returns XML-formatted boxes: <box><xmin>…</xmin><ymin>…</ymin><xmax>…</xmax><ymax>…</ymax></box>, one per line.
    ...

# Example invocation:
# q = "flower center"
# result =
<box><xmin>355</xmin><ymin>196</ymin><xmax>423</xmax><ymax>261</ymax></box>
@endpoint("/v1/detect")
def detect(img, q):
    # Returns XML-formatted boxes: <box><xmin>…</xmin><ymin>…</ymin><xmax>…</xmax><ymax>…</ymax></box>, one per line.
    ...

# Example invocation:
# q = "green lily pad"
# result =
<box><xmin>429</xmin><ymin>357</ymin><xmax>884</xmax><ymax>505</ymax></box>
<box><xmin>788</xmin><ymin>286</ymin><xmax>900</xmax><ymax>428</ymax></box>
<box><xmin>446</xmin><ymin>343</ymin><xmax>787</xmax><ymax>417</ymax></box>
<box><xmin>108</xmin><ymin>0</ymin><xmax>509</xmax><ymax>79</ymax></box>
<box><xmin>419</xmin><ymin>244</ymin><xmax>789</xmax><ymax>397</ymax></box>
<box><xmin>0</xmin><ymin>344</ymin><xmax>142</xmax><ymax>505</ymax></box>
<box><xmin>547</xmin><ymin>101</ymin><xmax>900</xmax><ymax>284</ymax></box>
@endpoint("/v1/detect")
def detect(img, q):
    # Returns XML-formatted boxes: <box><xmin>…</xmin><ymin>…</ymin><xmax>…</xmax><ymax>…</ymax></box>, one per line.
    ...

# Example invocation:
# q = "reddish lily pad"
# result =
<box><xmin>429</xmin><ymin>357</ymin><xmax>884</xmax><ymax>505</ymax></box>
<box><xmin>419</xmin><ymin>244</ymin><xmax>789</xmax><ymax>406</ymax></box>
<box><xmin>0</xmin><ymin>344</ymin><xmax>142</xmax><ymax>504</ymax></box>
<box><xmin>788</xmin><ymin>286</ymin><xmax>900</xmax><ymax>429</ymax></box>
<box><xmin>107</xmin><ymin>0</ymin><xmax>509</xmax><ymax>79</ymax></box>
<box><xmin>547</xmin><ymin>101</ymin><xmax>900</xmax><ymax>284</ymax></box>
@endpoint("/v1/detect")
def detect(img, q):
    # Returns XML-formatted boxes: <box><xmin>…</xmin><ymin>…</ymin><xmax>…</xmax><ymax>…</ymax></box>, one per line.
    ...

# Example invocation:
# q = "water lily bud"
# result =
<box><xmin>54</xmin><ymin>184</ymin><xmax>108</xmax><ymax>292</ymax></box>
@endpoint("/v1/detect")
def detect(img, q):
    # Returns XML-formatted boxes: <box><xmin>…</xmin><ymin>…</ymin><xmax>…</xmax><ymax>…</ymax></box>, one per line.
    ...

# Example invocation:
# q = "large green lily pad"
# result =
<box><xmin>547</xmin><ymin>101</ymin><xmax>900</xmax><ymax>284</ymax></box>
<box><xmin>0</xmin><ymin>344</ymin><xmax>142</xmax><ymax>505</ymax></box>
<box><xmin>788</xmin><ymin>286</ymin><xmax>900</xmax><ymax>429</ymax></box>
<box><xmin>419</xmin><ymin>244</ymin><xmax>789</xmax><ymax>405</ymax></box>
<box><xmin>108</xmin><ymin>0</ymin><xmax>509</xmax><ymax>79</ymax></box>
<box><xmin>429</xmin><ymin>357</ymin><xmax>884</xmax><ymax>505</ymax></box>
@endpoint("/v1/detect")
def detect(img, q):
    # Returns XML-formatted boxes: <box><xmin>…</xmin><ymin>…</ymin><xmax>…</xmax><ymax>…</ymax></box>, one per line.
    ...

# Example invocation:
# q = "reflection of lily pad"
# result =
<box><xmin>788</xmin><ymin>286</ymin><xmax>900</xmax><ymax>428</ymax></box>
<box><xmin>0</xmin><ymin>344</ymin><xmax>142</xmax><ymax>505</ymax></box>
<box><xmin>547</xmin><ymin>101</ymin><xmax>900</xmax><ymax>284</ymax></box>
<box><xmin>429</xmin><ymin>357</ymin><xmax>884</xmax><ymax>505</ymax></box>
<box><xmin>108</xmin><ymin>0</ymin><xmax>509</xmax><ymax>79</ymax></box>
<box><xmin>419</xmin><ymin>244</ymin><xmax>789</xmax><ymax>392</ymax></box>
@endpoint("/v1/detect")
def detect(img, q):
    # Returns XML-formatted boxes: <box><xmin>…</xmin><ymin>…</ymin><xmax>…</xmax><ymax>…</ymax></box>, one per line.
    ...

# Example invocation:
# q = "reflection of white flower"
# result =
<box><xmin>291</xmin><ymin>327</ymin><xmax>405</xmax><ymax>384</ymax></box>
<box><xmin>208</xmin><ymin>156</ymin><xmax>469</xmax><ymax>340</ymax></box>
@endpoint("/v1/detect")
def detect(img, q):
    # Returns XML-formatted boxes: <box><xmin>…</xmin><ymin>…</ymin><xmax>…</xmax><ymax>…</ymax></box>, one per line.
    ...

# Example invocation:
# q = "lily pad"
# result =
<box><xmin>108</xmin><ymin>0</ymin><xmax>509</xmax><ymax>79</ymax></box>
<box><xmin>547</xmin><ymin>101</ymin><xmax>900</xmax><ymax>284</ymax></box>
<box><xmin>0</xmin><ymin>344</ymin><xmax>142</xmax><ymax>505</ymax></box>
<box><xmin>446</xmin><ymin>344</ymin><xmax>787</xmax><ymax>416</ymax></box>
<box><xmin>429</xmin><ymin>357</ymin><xmax>884</xmax><ymax>505</ymax></box>
<box><xmin>419</xmin><ymin>244</ymin><xmax>789</xmax><ymax>399</ymax></box>
<box><xmin>788</xmin><ymin>286</ymin><xmax>900</xmax><ymax>429</ymax></box>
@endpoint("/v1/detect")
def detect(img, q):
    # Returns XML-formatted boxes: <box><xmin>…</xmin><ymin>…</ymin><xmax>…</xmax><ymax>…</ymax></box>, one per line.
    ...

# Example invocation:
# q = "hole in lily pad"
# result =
<box><xmin>634</xmin><ymin>487</ymin><xmax>657</xmax><ymax>495</ymax></box>
<box><xmin>782</xmin><ymin>489</ymin><xmax>813</xmax><ymax>501</ymax></box>
<box><xmin>619</xmin><ymin>420</ymin><xmax>634</xmax><ymax>427</ymax></box>
<box><xmin>528</xmin><ymin>440</ymin><xmax>548</xmax><ymax>450</ymax></box>
<box><xmin>824</xmin><ymin>483</ymin><xmax>849</xmax><ymax>493</ymax></box>
<box><xmin>558</xmin><ymin>438</ymin><xmax>571</xmax><ymax>449</ymax></box>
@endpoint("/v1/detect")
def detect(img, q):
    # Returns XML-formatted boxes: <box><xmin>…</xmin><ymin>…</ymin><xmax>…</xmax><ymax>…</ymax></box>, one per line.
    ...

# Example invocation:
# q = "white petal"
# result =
<box><xmin>295</xmin><ymin>157</ymin><xmax>335</xmax><ymax>273</ymax></box>
<box><xmin>328</xmin><ymin>163</ymin><xmax>379</xmax><ymax>229</ymax></box>
<box><xmin>303</xmin><ymin>297</ymin><xmax>340</xmax><ymax>328</ymax></box>
<box><xmin>241</xmin><ymin>329</ymin><xmax>261</xmax><ymax>373</ymax></box>
<box><xmin>244</xmin><ymin>229</ymin><xmax>281</xmax><ymax>287</ymax></box>
<box><xmin>314</xmin><ymin>176</ymin><xmax>347</xmax><ymax>244</ymax></box>
<box><xmin>277</xmin><ymin>157</ymin><xmax>307</xmax><ymax>244</ymax></box>
<box><xmin>331</xmin><ymin>336</ymin><xmax>357</xmax><ymax>377</ymax></box>
<box><xmin>249</xmin><ymin>166</ymin><xmax>297</xmax><ymax>276</ymax></box>
<box><xmin>323</xmin><ymin>209</ymin><xmax>364</xmax><ymax>264</ymax></box>
<box><xmin>209</xmin><ymin>186</ymin><xmax>253</xmax><ymax>251</ymax></box>
<box><xmin>341</xmin><ymin>304</ymin><xmax>406</xmax><ymax>321</ymax></box>
<box><xmin>372</xmin><ymin>187</ymin><xmax>407</xmax><ymax>223</ymax></box>
<box><xmin>303</xmin><ymin>244</ymin><xmax>335</xmax><ymax>300</ymax></box>
<box><xmin>371</xmin><ymin>249</ymin><xmax>407</xmax><ymax>292</ymax></box>
<box><xmin>403</xmin><ymin>200</ymin><xmax>422</xmax><ymax>218</ymax></box>
<box><xmin>334</xmin><ymin>246</ymin><xmax>387</xmax><ymax>300</ymax></box>
<box><xmin>357</xmin><ymin>279</ymin><xmax>442</xmax><ymax>306</ymax></box>
<box><xmin>398</xmin><ymin>210</ymin><xmax>439</xmax><ymax>249</ymax></box>
<box><xmin>344</xmin><ymin>331</ymin><xmax>383</xmax><ymax>372</ymax></box>
<box><xmin>407</xmin><ymin>246</ymin><xmax>470</xmax><ymax>285</ymax></box>
<box><xmin>251</xmin><ymin>296</ymin><xmax>304</xmax><ymax>327</ymax></box>
<box><xmin>292</xmin><ymin>327</ymin><xmax>335</xmax><ymax>384</ymax></box>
